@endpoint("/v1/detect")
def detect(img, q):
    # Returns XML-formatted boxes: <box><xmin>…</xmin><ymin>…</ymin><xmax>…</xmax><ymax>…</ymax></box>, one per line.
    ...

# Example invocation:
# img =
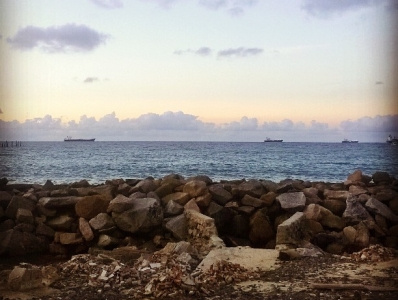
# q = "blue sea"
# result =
<box><xmin>1</xmin><ymin>141</ymin><xmax>397</xmax><ymax>185</ymax></box>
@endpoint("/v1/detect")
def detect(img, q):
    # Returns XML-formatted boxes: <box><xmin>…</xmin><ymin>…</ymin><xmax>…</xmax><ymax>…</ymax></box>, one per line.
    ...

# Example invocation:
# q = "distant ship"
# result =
<box><xmin>386</xmin><ymin>135</ymin><xmax>398</xmax><ymax>145</ymax></box>
<box><xmin>342</xmin><ymin>139</ymin><xmax>358</xmax><ymax>143</ymax></box>
<box><xmin>64</xmin><ymin>136</ymin><xmax>95</xmax><ymax>142</ymax></box>
<box><xmin>264</xmin><ymin>137</ymin><xmax>283</xmax><ymax>142</ymax></box>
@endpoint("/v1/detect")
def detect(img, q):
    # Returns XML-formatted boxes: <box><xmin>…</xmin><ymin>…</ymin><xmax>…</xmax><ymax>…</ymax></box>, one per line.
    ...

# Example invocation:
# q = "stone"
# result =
<box><xmin>155</xmin><ymin>178</ymin><xmax>182</xmax><ymax>198</ymax></box>
<box><xmin>89</xmin><ymin>213</ymin><xmax>115</xmax><ymax>231</ymax></box>
<box><xmin>165</xmin><ymin>214</ymin><xmax>188</xmax><ymax>240</ymax></box>
<box><xmin>372</xmin><ymin>171</ymin><xmax>391</xmax><ymax>184</ymax></box>
<box><xmin>0</xmin><ymin>229</ymin><xmax>47</xmax><ymax>255</ymax></box>
<box><xmin>8</xmin><ymin>266</ymin><xmax>43</xmax><ymax>291</ymax></box>
<box><xmin>348</xmin><ymin>185</ymin><xmax>368</xmax><ymax>196</ymax></box>
<box><xmin>184</xmin><ymin>199</ymin><xmax>201</xmax><ymax>212</ymax></box>
<box><xmin>15</xmin><ymin>208</ymin><xmax>34</xmax><ymax>224</ymax></box>
<box><xmin>276</xmin><ymin>192</ymin><xmax>306</xmax><ymax>212</ymax></box>
<box><xmin>206</xmin><ymin>202</ymin><xmax>234</xmax><ymax>234</ymax></box>
<box><xmin>260</xmin><ymin>191</ymin><xmax>277</xmax><ymax>206</ymax></box>
<box><xmin>347</xmin><ymin>170</ymin><xmax>363</xmax><ymax>182</ymax></box>
<box><xmin>5</xmin><ymin>196</ymin><xmax>36</xmax><ymax>219</ymax></box>
<box><xmin>75</xmin><ymin>195</ymin><xmax>110</xmax><ymax>219</ymax></box>
<box><xmin>302</xmin><ymin>187</ymin><xmax>319</xmax><ymax>197</ymax></box>
<box><xmin>98</xmin><ymin>234</ymin><xmax>119</xmax><ymax>248</ymax></box>
<box><xmin>208</xmin><ymin>184</ymin><xmax>233</xmax><ymax>205</ymax></box>
<box><xmin>276</xmin><ymin>212</ymin><xmax>305</xmax><ymax>249</ymax></box>
<box><xmin>38</xmin><ymin>196</ymin><xmax>79</xmax><ymax>209</ymax></box>
<box><xmin>133</xmin><ymin>178</ymin><xmax>158</xmax><ymax>193</ymax></box>
<box><xmin>365</xmin><ymin>197</ymin><xmax>398</xmax><ymax>223</ymax></box>
<box><xmin>241</xmin><ymin>194</ymin><xmax>265</xmax><ymax>208</ymax></box>
<box><xmin>249</xmin><ymin>209</ymin><xmax>274</xmax><ymax>246</ymax></box>
<box><xmin>230</xmin><ymin>214</ymin><xmax>250</xmax><ymax>238</ymax></box>
<box><xmin>46</xmin><ymin>214</ymin><xmax>74</xmax><ymax>231</ymax></box>
<box><xmin>194</xmin><ymin>192</ymin><xmax>212</xmax><ymax>207</ymax></box>
<box><xmin>321</xmin><ymin>213</ymin><xmax>345</xmax><ymax>230</ymax></box>
<box><xmin>197</xmin><ymin>247</ymin><xmax>280</xmax><ymax>273</ymax></box>
<box><xmin>107</xmin><ymin>194</ymin><xmax>135</xmax><ymax>213</ymax></box>
<box><xmin>161</xmin><ymin>192</ymin><xmax>190</xmax><ymax>206</ymax></box>
<box><xmin>59</xmin><ymin>232</ymin><xmax>83</xmax><ymax>245</ymax></box>
<box><xmin>112</xmin><ymin>198</ymin><xmax>163</xmax><ymax>233</ymax></box>
<box><xmin>323</xmin><ymin>189</ymin><xmax>349</xmax><ymax>201</ymax></box>
<box><xmin>343</xmin><ymin>196</ymin><xmax>375</xmax><ymax>225</ymax></box>
<box><xmin>164</xmin><ymin>200</ymin><xmax>184</xmax><ymax>217</ymax></box>
<box><xmin>79</xmin><ymin>217</ymin><xmax>94</xmax><ymax>241</ymax></box>
<box><xmin>36</xmin><ymin>223</ymin><xmax>55</xmax><ymax>238</ymax></box>
<box><xmin>322</xmin><ymin>199</ymin><xmax>346</xmax><ymax>216</ymax></box>
<box><xmin>375</xmin><ymin>189</ymin><xmax>397</xmax><ymax>202</ymax></box>
<box><xmin>183</xmin><ymin>180</ymin><xmax>207</xmax><ymax>198</ymax></box>
<box><xmin>238</xmin><ymin>180</ymin><xmax>266</xmax><ymax>197</ymax></box>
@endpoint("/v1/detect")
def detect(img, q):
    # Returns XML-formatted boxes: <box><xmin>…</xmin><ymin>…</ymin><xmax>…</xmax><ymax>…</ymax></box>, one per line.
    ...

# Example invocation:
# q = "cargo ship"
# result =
<box><xmin>64</xmin><ymin>136</ymin><xmax>95</xmax><ymax>142</ymax></box>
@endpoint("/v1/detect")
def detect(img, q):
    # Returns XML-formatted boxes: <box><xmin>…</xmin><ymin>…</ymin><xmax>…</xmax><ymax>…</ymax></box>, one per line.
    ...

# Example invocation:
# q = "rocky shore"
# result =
<box><xmin>0</xmin><ymin>170</ymin><xmax>398</xmax><ymax>299</ymax></box>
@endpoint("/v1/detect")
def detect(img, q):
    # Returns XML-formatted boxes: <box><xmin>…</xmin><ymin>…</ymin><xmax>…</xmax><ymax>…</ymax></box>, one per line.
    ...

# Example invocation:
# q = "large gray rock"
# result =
<box><xmin>343</xmin><ymin>196</ymin><xmax>374</xmax><ymax>225</ymax></box>
<box><xmin>183</xmin><ymin>180</ymin><xmax>207</xmax><ymax>198</ymax></box>
<box><xmin>238</xmin><ymin>180</ymin><xmax>266</xmax><ymax>197</ymax></box>
<box><xmin>249</xmin><ymin>208</ymin><xmax>274</xmax><ymax>246</ymax></box>
<box><xmin>208</xmin><ymin>184</ymin><xmax>233</xmax><ymax>205</ymax></box>
<box><xmin>276</xmin><ymin>192</ymin><xmax>306</xmax><ymax>212</ymax></box>
<box><xmin>46</xmin><ymin>214</ymin><xmax>74</xmax><ymax>231</ymax></box>
<box><xmin>164</xmin><ymin>200</ymin><xmax>184</xmax><ymax>217</ymax></box>
<box><xmin>112</xmin><ymin>198</ymin><xmax>163</xmax><ymax>233</ymax></box>
<box><xmin>107</xmin><ymin>194</ymin><xmax>135</xmax><ymax>213</ymax></box>
<box><xmin>304</xmin><ymin>204</ymin><xmax>345</xmax><ymax>230</ymax></box>
<box><xmin>161</xmin><ymin>192</ymin><xmax>190</xmax><ymax>206</ymax></box>
<box><xmin>0</xmin><ymin>229</ymin><xmax>48</xmax><ymax>255</ymax></box>
<box><xmin>5</xmin><ymin>196</ymin><xmax>36</xmax><ymax>219</ymax></box>
<box><xmin>165</xmin><ymin>214</ymin><xmax>188</xmax><ymax>240</ymax></box>
<box><xmin>323</xmin><ymin>190</ymin><xmax>349</xmax><ymax>201</ymax></box>
<box><xmin>365</xmin><ymin>197</ymin><xmax>398</xmax><ymax>223</ymax></box>
<box><xmin>89</xmin><ymin>212</ymin><xmax>115</xmax><ymax>231</ymax></box>
<box><xmin>241</xmin><ymin>194</ymin><xmax>265</xmax><ymax>208</ymax></box>
<box><xmin>75</xmin><ymin>195</ymin><xmax>110</xmax><ymax>219</ymax></box>
<box><xmin>38</xmin><ymin>196</ymin><xmax>79</xmax><ymax>209</ymax></box>
<box><xmin>276</xmin><ymin>212</ymin><xmax>305</xmax><ymax>249</ymax></box>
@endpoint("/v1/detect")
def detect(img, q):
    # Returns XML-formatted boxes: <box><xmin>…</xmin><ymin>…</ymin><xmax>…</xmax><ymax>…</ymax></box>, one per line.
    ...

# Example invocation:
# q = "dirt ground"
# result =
<box><xmin>1</xmin><ymin>246</ymin><xmax>398</xmax><ymax>300</ymax></box>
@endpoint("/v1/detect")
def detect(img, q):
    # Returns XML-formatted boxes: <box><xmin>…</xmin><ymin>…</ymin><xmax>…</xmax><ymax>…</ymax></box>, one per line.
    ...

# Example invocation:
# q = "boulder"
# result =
<box><xmin>372</xmin><ymin>171</ymin><xmax>391</xmax><ymax>184</ymax></box>
<box><xmin>161</xmin><ymin>192</ymin><xmax>190</xmax><ymax>206</ymax></box>
<box><xmin>343</xmin><ymin>196</ymin><xmax>374</xmax><ymax>225</ymax></box>
<box><xmin>97</xmin><ymin>234</ymin><xmax>119</xmax><ymax>248</ymax></box>
<box><xmin>36</xmin><ymin>223</ymin><xmax>55</xmax><ymax>238</ymax></box>
<box><xmin>194</xmin><ymin>192</ymin><xmax>212</xmax><ymax>207</ymax></box>
<box><xmin>15</xmin><ymin>208</ymin><xmax>34</xmax><ymax>224</ymax></box>
<box><xmin>208</xmin><ymin>184</ymin><xmax>233</xmax><ymax>205</ymax></box>
<box><xmin>276</xmin><ymin>212</ymin><xmax>306</xmax><ymax>249</ymax></box>
<box><xmin>107</xmin><ymin>194</ymin><xmax>135</xmax><ymax>213</ymax></box>
<box><xmin>230</xmin><ymin>214</ymin><xmax>250</xmax><ymax>238</ymax></box>
<box><xmin>0</xmin><ymin>229</ymin><xmax>47</xmax><ymax>255</ymax></box>
<box><xmin>347</xmin><ymin>170</ymin><xmax>363</xmax><ymax>182</ymax></box>
<box><xmin>184</xmin><ymin>199</ymin><xmax>201</xmax><ymax>212</ymax></box>
<box><xmin>38</xmin><ymin>196</ymin><xmax>79</xmax><ymax>209</ymax></box>
<box><xmin>79</xmin><ymin>217</ymin><xmax>94</xmax><ymax>241</ymax></box>
<box><xmin>183</xmin><ymin>180</ymin><xmax>207</xmax><ymax>198</ymax></box>
<box><xmin>238</xmin><ymin>180</ymin><xmax>266</xmax><ymax>197</ymax></box>
<box><xmin>260</xmin><ymin>191</ymin><xmax>277</xmax><ymax>206</ymax></box>
<box><xmin>322</xmin><ymin>199</ymin><xmax>346</xmax><ymax>216</ymax></box>
<box><xmin>46</xmin><ymin>214</ymin><xmax>74</xmax><ymax>231</ymax></box>
<box><xmin>249</xmin><ymin>209</ymin><xmax>274</xmax><ymax>246</ymax></box>
<box><xmin>164</xmin><ymin>200</ymin><xmax>184</xmax><ymax>217</ymax></box>
<box><xmin>276</xmin><ymin>192</ymin><xmax>306</xmax><ymax>212</ymax></box>
<box><xmin>112</xmin><ymin>198</ymin><xmax>163</xmax><ymax>233</ymax></box>
<box><xmin>365</xmin><ymin>197</ymin><xmax>398</xmax><ymax>223</ymax></box>
<box><xmin>165</xmin><ymin>214</ymin><xmax>188</xmax><ymax>240</ymax></box>
<box><xmin>59</xmin><ymin>232</ymin><xmax>83</xmax><ymax>245</ymax></box>
<box><xmin>89</xmin><ymin>212</ymin><xmax>115</xmax><ymax>231</ymax></box>
<box><xmin>154</xmin><ymin>179</ymin><xmax>181</xmax><ymax>198</ymax></box>
<box><xmin>304</xmin><ymin>204</ymin><xmax>345</xmax><ymax>230</ymax></box>
<box><xmin>323</xmin><ymin>190</ymin><xmax>349</xmax><ymax>201</ymax></box>
<box><xmin>133</xmin><ymin>178</ymin><xmax>158</xmax><ymax>193</ymax></box>
<box><xmin>348</xmin><ymin>185</ymin><xmax>368</xmax><ymax>196</ymax></box>
<box><xmin>206</xmin><ymin>202</ymin><xmax>234</xmax><ymax>234</ymax></box>
<box><xmin>241</xmin><ymin>194</ymin><xmax>265</xmax><ymax>208</ymax></box>
<box><xmin>8</xmin><ymin>266</ymin><xmax>43</xmax><ymax>291</ymax></box>
<box><xmin>5</xmin><ymin>196</ymin><xmax>36</xmax><ymax>219</ymax></box>
<box><xmin>75</xmin><ymin>195</ymin><xmax>110</xmax><ymax>219</ymax></box>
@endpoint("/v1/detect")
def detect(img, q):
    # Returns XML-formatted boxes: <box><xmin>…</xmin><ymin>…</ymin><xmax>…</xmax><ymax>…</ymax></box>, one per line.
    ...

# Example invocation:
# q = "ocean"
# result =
<box><xmin>1</xmin><ymin>141</ymin><xmax>397</xmax><ymax>185</ymax></box>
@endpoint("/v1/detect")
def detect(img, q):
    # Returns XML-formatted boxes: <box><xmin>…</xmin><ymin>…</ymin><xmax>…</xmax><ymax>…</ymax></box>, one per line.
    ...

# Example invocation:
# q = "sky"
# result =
<box><xmin>0</xmin><ymin>0</ymin><xmax>397</xmax><ymax>142</ymax></box>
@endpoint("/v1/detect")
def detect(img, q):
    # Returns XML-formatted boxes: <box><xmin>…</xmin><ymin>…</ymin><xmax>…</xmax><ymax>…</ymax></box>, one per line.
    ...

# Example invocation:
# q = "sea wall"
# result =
<box><xmin>0</xmin><ymin>170</ymin><xmax>397</xmax><ymax>258</ymax></box>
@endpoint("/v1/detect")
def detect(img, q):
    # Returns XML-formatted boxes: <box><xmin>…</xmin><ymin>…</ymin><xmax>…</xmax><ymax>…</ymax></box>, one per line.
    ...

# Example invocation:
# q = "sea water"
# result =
<box><xmin>1</xmin><ymin>141</ymin><xmax>397</xmax><ymax>184</ymax></box>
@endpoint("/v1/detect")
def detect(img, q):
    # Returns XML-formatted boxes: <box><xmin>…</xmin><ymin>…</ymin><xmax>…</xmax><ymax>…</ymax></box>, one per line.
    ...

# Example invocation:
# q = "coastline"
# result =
<box><xmin>1</xmin><ymin>170</ymin><xmax>398</xmax><ymax>299</ymax></box>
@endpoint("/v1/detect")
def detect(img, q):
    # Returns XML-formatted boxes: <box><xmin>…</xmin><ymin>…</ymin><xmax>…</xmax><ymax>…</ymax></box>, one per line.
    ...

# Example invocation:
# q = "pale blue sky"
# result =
<box><xmin>0</xmin><ymin>0</ymin><xmax>397</xmax><ymax>142</ymax></box>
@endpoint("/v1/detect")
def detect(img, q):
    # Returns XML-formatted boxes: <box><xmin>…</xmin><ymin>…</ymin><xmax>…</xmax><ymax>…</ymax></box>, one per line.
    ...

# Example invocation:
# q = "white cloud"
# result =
<box><xmin>1</xmin><ymin>112</ymin><xmax>397</xmax><ymax>142</ymax></box>
<box><xmin>90</xmin><ymin>0</ymin><xmax>123</xmax><ymax>9</ymax></box>
<box><xmin>7</xmin><ymin>24</ymin><xmax>109</xmax><ymax>53</ymax></box>
<box><xmin>217</xmin><ymin>47</ymin><xmax>263</xmax><ymax>58</ymax></box>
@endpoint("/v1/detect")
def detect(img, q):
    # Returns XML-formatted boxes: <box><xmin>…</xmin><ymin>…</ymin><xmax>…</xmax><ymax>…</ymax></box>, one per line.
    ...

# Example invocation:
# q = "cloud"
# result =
<box><xmin>1</xmin><ymin>112</ymin><xmax>397</xmax><ymax>142</ymax></box>
<box><xmin>7</xmin><ymin>24</ymin><xmax>109</xmax><ymax>53</ymax></box>
<box><xmin>174</xmin><ymin>47</ymin><xmax>212</xmax><ymax>56</ymax></box>
<box><xmin>83</xmin><ymin>77</ymin><xmax>99</xmax><ymax>83</ymax></box>
<box><xmin>301</xmin><ymin>0</ymin><xmax>391</xmax><ymax>18</ymax></box>
<box><xmin>90</xmin><ymin>0</ymin><xmax>123</xmax><ymax>9</ymax></box>
<box><xmin>218</xmin><ymin>47</ymin><xmax>263</xmax><ymax>58</ymax></box>
<box><xmin>340</xmin><ymin>115</ymin><xmax>398</xmax><ymax>132</ymax></box>
<box><xmin>143</xmin><ymin>0</ymin><xmax>179</xmax><ymax>9</ymax></box>
<box><xmin>199</xmin><ymin>0</ymin><xmax>258</xmax><ymax>15</ymax></box>
<box><xmin>375</xmin><ymin>81</ymin><xmax>384</xmax><ymax>85</ymax></box>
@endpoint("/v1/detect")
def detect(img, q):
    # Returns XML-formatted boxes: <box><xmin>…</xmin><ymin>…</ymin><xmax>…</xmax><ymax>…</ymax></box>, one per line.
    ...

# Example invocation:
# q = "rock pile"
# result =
<box><xmin>0</xmin><ymin>170</ymin><xmax>397</xmax><ymax>260</ymax></box>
